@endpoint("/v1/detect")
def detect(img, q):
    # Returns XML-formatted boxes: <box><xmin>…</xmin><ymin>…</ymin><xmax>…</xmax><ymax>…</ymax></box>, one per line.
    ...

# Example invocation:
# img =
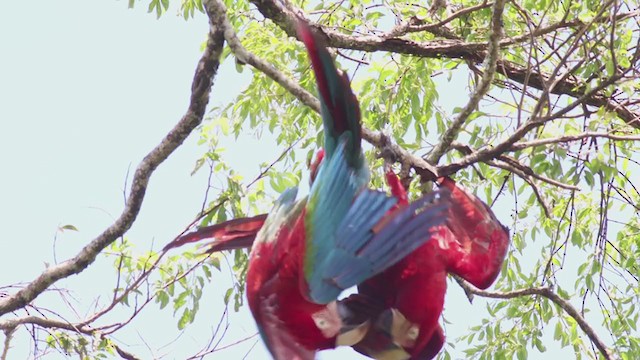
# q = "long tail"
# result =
<box><xmin>163</xmin><ymin>214</ymin><xmax>267</xmax><ymax>252</ymax></box>
<box><xmin>297</xmin><ymin>22</ymin><xmax>363</xmax><ymax>169</ymax></box>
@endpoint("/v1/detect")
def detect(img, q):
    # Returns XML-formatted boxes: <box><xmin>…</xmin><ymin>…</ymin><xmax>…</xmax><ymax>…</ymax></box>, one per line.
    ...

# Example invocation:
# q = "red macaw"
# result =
<box><xmin>169</xmin><ymin>172</ymin><xmax>509</xmax><ymax>360</ymax></box>
<box><xmin>165</xmin><ymin>22</ymin><xmax>452</xmax><ymax>360</ymax></box>
<box><xmin>345</xmin><ymin>174</ymin><xmax>510</xmax><ymax>360</ymax></box>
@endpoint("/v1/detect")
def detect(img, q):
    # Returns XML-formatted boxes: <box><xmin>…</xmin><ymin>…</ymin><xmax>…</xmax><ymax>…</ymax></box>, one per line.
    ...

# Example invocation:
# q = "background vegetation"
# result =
<box><xmin>1</xmin><ymin>0</ymin><xmax>639</xmax><ymax>359</ymax></box>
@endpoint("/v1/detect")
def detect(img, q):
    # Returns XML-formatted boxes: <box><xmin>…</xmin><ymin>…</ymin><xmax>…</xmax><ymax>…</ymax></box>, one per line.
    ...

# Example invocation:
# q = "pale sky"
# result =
<box><xmin>0</xmin><ymin>1</ymin><xmax>578</xmax><ymax>359</ymax></box>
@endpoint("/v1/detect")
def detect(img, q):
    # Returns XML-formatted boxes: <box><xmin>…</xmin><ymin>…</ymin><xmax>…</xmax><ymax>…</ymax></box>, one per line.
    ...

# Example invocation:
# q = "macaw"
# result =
<box><xmin>344</xmin><ymin>173</ymin><xmax>511</xmax><ymax>360</ymax></box>
<box><xmin>165</xmin><ymin>22</ymin><xmax>452</xmax><ymax>360</ymax></box>
<box><xmin>166</xmin><ymin>170</ymin><xmax>508</xmax><ymax>360</ymax></box>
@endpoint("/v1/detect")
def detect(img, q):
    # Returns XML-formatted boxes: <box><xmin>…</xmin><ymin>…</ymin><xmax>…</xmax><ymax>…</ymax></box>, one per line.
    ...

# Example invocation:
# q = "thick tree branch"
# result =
<box><xmin>510</xmin><ymin>132</ymin><xmax>640</xmax><ymax>151</ymax></box>
<box><xmin>454</xmin><ymin>277</ymin><xmax>616</xmax><ymax>360</ymax></box>
<box><xmin>249</xmin><ymin>0</ymin><xmax>640</xmax><ymax>129</ymax></box>
<box><xmin>438</xmin><ymin>70</ymin><xmax>630</xmax><ymax>176</ymax></box>
<box><xmin>0</xmin><ymin>3</ymin><xmax>227</xmax><ymax>317</ymax></box>
<box><xmin>426</xmin><ymin>0</ymin><xmax>506</xmax><ymax>165</ymax></box>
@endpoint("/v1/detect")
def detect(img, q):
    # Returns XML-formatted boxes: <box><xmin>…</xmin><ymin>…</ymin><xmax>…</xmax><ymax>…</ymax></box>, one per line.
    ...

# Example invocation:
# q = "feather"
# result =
<box><xmin>163</xmin><ymin>214</ymin><xmax>267</xmax><ymax>252</ymax></box>
<box><xmin>297</xmin><ymin>22</ymin><xmax>363</xmax><ymax>169</ymax></box>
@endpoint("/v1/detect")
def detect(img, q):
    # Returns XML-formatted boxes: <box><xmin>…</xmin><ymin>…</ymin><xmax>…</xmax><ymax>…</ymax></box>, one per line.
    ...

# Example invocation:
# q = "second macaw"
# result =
<box><xmin>344</xmin><ymin>173</ymin><xmax>510</xmax><ymax>360</ymax></box>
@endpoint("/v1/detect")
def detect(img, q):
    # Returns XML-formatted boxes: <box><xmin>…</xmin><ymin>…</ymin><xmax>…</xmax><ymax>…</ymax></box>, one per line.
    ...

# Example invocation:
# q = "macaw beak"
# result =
<box><xmin>334</xmin><ymin>296</ymin><xmax>376</xmax><ymax>346</ymax></box>
<box><xmin>336</xmin><ymin>320</ymin><xmax>371</xmax><ymax>346</ymax></box>
<box><xmin>349</xmin><ymin>308</ymin><xmax>416</xmax><ymax>360</ymax></box>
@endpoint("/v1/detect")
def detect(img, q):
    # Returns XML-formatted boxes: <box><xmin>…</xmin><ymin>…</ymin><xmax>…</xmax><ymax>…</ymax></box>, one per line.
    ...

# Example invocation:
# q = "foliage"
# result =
<box><xmin>1</xmin><ymin>0</ymin><xmax>639</xmax><ymax>359</ymax></box>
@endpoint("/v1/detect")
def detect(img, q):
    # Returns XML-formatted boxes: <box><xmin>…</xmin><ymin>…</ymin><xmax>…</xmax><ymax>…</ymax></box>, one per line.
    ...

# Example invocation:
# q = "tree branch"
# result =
<box><xmin>0</xmin><ymin>316</ymin><xmax>140</xmax><ymax>359</ymax></box>
<box><xmin>426</xmin><ymin>0</ymin><xmax>507</xmax><ymax>164</ymax></box>
<box><xmin>213</xmin><ymin>0</ymin><xmax>439</xmax><ymax>178</ymax></box>
<box><xmin>510</xmin><ymin>132</ymin><xmax>640</xmax><ymax>151</ymax></box>
<box><xmin>0</xmin><ymin>1</ymin><xmax>227</xmax><ymax>317</ymax></box>
<box><xmin>249</xmin><ymin>0</ymin><xmax>640</xmax><ymax>129</ymax></box>
<box><xmin>1</xmin><ymin>327</ymin><xmax>15</xmax><ymax>360</ymax></box>
<box><xmin>385</xmin><ymin>2</ymin><xmax>494</xmax><ymax>39</ymax></box>
<box><xmin>438</xmin><ymin>70</ymin><xmax>631</xmax><ymax>176</ymax></box>
<box><xmin>454</xmin><ymin>278</ymin><xmax>616</xmax><ymax>360</ymax></box>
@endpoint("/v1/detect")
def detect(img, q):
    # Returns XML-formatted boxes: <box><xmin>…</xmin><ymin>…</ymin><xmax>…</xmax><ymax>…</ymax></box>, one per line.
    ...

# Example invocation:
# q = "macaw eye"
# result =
<box><xmin>407</xmin><ymin>325</ymin><xmax>420</xmax><ymax>341</ymax></box>
<box><xmin>314</xmin><ymin>316</ymin><xmax>329</xmax><ymax>329</ymax></box>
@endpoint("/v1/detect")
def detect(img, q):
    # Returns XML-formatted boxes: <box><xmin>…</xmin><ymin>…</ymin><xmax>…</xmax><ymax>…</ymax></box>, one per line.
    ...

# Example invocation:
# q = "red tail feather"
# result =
<box><xmin>163</xmin><ymin>214</ymin><xmax>267</xmax><ymax>252</ymax></box>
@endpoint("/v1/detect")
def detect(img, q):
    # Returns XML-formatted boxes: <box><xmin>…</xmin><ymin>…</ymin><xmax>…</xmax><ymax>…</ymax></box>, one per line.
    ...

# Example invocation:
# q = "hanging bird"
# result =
<box><xmin>165</xmin><ymin>22</ymin><xmax>451</xmax><ymax>360</ymax></box>
<box><xmin>346</xmin><ymin>173</ymin><xmax>510</xmax><ymax>360</ymax></box>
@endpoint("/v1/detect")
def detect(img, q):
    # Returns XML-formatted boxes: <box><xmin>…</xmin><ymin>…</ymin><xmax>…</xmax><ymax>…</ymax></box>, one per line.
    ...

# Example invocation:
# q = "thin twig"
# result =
<box><xmin>454</xmin><ymin>278</ymin><xmax>616</xmax><ymax>360</ymax></box>
<box><xmin>1</xmin><ymin>327</ymin><xmax>16</xmax><ymax>360</ymax></box>
<box><xmin>510</xmin><ymin>132</ymin><xmax>640</xmax><ymax>151</ymax></box>
<box><xmin>0</xmin><ymin>0</ymin><xmax>227</xmax><ymax>317</ymax></box>
<box><xmin>427</xmin><ymin>0</ymin><xmax>506</xmax><ymax>164</ymax></box>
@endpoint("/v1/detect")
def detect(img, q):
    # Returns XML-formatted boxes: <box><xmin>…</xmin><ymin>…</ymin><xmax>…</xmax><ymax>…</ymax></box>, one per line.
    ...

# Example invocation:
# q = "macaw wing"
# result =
<box><xmin>255</xmin><ymin>186</ymin><xmax>305</xmax><ymax>247</ymax></box>
<box><xmin>438</xmin><ymin>177</ymin><xmax>510</xmax><ymax>289</ymax></box>
<box><xmin>163</xmin><ymin>214</ymin><xmax>267</xmax><ymax>252</ymax></box>
<box><xmin>307</xmin><ymin>188</ymin><xmax>451</xmax><ymax>304</ymax></box>
<box><xmin>303</xmin><ymin>143</ymin><xmax>451</xmax><ymax>303</ymax></box>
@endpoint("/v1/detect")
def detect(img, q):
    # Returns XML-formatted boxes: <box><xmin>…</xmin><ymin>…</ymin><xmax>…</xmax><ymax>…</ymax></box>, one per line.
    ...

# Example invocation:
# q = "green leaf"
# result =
<box><xmin>177</xmin><ymin>308</ymin><xmax>192</xmax><ymax>330</ymax></box>
<box><xmin>554</xmin><ymin>321</ymin><xmax>563</xmax><ymax>340</ymax></box>
<box><xmin>59</xmin><ymin>224</ymin><xmax>78</xmax><ymax>232</ymax></box>
<box><xmin>157</xmin><ymin>291</ymin><xmax>170</xmax><ymax>310</ymax></box>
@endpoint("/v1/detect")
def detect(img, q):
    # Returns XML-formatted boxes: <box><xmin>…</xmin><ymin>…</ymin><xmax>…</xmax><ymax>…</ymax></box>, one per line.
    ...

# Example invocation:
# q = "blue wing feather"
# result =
<box><xmin>304</xmin><ymin>138</ymin><xmax>367</xmax><ymax>286</ymax></box>
<box><xmin>308</xmin><ymin>189</ymin><xmax>451</xmax><ymax>304</ymax></box>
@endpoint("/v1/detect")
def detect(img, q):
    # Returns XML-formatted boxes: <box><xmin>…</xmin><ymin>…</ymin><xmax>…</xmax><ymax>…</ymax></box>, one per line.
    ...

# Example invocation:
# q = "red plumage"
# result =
<box><xmin>245</xmin><ymin>210</ymin><xmax>340</xmax><ymax>359</ymax></box>
<box><xmin>162</xmin><ymin>214</ymin><xmax>267</xmax><ymax>252</ymax></box>
<box><xmin>351</xmin><ymin>174</ymin><xmax>510</xmax><ymax>360</ymax></box>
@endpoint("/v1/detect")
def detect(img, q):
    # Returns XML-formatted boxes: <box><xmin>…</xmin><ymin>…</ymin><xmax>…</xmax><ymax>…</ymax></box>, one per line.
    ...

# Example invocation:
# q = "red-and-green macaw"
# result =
<box><xmin>168</xmin><ymin>173</ymin><xmax>509</xmax><ymax>360</ymax></box>
<box><xmin>345</xmin><ymin>173</ymin><xmax>510</xmax><ymax>360</ymax></box>
<box><xmin>165</xmin><ymin>22</ymin><xmax>452</xmax><ymax>360</ymax></box>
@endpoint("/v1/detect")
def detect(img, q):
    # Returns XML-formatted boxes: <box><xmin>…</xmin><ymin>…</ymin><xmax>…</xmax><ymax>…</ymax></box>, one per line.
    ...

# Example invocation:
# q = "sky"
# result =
<box><xmin>0</xmin><ymin>1</ymin><xmax>583</xmax><ymax>359</ymax></box>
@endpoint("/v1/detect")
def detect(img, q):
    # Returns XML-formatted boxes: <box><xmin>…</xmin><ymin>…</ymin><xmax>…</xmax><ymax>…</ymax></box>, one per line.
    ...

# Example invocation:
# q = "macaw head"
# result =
<box><xmin>253</xmin><ymin>301</ymin><xmax>370</xmax><ymax>358</ymax></box>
